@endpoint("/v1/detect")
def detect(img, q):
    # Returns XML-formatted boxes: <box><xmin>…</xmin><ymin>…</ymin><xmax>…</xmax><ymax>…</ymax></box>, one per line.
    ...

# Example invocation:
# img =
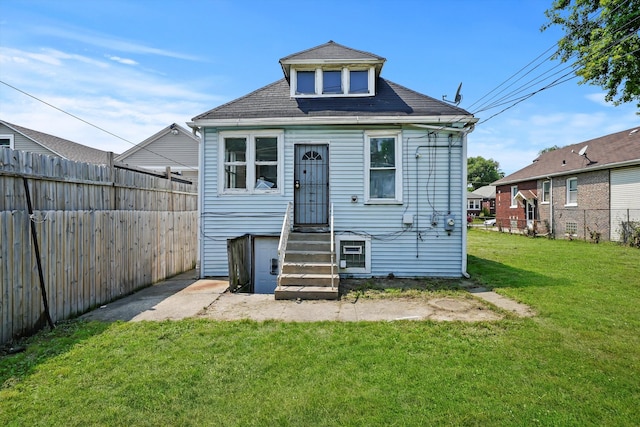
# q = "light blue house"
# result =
<box><xmin>190</xmin><ymin>41</ymin><xmax>477</xmax><ymax>298</ymax></box>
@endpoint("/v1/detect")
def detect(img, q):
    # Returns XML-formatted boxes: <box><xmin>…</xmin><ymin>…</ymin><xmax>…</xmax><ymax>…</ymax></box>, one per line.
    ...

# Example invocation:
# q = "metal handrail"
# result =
<box><xmin>330</xmin><ymin>203</ymin><xmax>335</xmax><ymax>290</ymax></box>
<box><xmin>277</xmin><ymin>201</ymin><xmax>293</xmax><ymax>288</ymax></box>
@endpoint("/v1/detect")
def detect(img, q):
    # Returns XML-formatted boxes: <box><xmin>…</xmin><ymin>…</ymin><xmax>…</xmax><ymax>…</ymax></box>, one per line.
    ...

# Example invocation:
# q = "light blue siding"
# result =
<box><xmin>200</xmin><ymin>125</ymin><xmax>467</xmax><ymax>278</ymax></box>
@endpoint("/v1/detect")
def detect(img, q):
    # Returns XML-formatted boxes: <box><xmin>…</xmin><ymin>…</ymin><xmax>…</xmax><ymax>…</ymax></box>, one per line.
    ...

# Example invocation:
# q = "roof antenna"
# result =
<box><xmin>442</xmin><ymin>82</ymin><xmax>462</xmax><ymax>105</ymax></box>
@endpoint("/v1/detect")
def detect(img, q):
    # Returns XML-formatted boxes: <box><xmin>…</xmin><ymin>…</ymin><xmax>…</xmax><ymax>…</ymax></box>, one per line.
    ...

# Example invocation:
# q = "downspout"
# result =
<box><xmin>448</xmin><ymin>134</ymin><xmax>453</xmax><ymax>215</ymax></box>
<box><xmin>548</xmin><ymin>177</ymin><xmax>553</xmax><ymax>237</ymax></box>
<box><xmin>459</xmin><ymin>131</ymin><xmax>471</xmax><ymax>279</ymax></box>
<box><xmin>196</xmin><ymin>125</ymin><xmax>204</xmax><ymax>278</ymax></box>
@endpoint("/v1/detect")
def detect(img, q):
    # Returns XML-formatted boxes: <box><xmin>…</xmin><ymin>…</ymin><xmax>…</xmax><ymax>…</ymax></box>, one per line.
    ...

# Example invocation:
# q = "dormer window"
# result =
<box><xmin>323</xmin><ymin>70</ymin><xmax>342</xmax><ymax>94</ymax></box>
<box><xmin>296</xmin><ymin>71</ymin><xmax>315</xmax><ymax>94</ymax></box>
<box><xmin>291</xmin><ymin>66</ymin><xmax>374</xmax><ymax>98</ymax></box>
<box><xmin>349</xmin><ymin>70</ymin><xmax>369</xmax><ymax>94</ymax></box>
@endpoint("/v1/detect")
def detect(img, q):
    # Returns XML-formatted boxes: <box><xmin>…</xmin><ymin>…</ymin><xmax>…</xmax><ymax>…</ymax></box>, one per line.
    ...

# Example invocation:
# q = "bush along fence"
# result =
<box><xmin>495</xmin><ymin>208</ymin><xmax>640</xmax><ymax>245</ymax></box>
<box><xmin>0</xmin><ymin>148</ymin><xmax>198</xmax><ymax>344</ymax></box>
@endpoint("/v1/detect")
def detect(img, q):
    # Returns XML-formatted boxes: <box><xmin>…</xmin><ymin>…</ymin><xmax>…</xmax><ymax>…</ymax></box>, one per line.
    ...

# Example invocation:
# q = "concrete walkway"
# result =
<box><xmin>80</xmin><ymin>270</ymin><xmax>534</xmax><ymax>323</ymax></box>
<box><xmin>80</xmin><ymin>270</ymin><xmax>228</xmax><ymax>322</ymax></box>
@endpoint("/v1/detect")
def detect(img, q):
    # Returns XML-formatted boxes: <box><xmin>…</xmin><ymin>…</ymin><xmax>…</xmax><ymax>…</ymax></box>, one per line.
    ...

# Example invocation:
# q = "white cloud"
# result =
<box><xmin>0</xmin><ymin>43</ymin><xmax>225</xmax><ymax>155</ymax></box>
<box><xmin>106</xmin><ymin>55</ymin><xmax>138</xmax><ymax>66</ymax></box>
<box><xmin>34</xmin><ymin>26</ymin><xmax>202</xmax><ymax>62</ymax></box>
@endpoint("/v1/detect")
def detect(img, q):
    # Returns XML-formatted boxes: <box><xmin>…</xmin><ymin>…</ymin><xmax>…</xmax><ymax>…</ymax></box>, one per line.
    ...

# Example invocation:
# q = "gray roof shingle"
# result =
<box><xmin>494</xmin><ymin>127</ymin><xmax>640</xmax><ymax>185</ymax></box>
<box><xmin>193</xmin><ymin>77</ymin><xmax>472</xmax><ymax>121</ymax></box>
<box><xmin>279</xmin><ymin>40</ymin><xmax>385</xmax><ymax>63</ymax></box>
<box><xmin>1</xmin><ymin>120</ymin><xmax>114</xmax><ymax>164</ymax></box>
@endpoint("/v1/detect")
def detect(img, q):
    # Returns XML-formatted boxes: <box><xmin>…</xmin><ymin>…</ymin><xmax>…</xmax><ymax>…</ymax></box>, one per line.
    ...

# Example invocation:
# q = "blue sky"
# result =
<box><xmin>1</xmin><ymin>0</ymin><xmax>638</xmax><ymax>175</ymax></box>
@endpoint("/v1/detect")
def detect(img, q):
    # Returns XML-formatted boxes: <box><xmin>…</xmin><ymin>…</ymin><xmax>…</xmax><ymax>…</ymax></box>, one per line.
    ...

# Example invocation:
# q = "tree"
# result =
<box><xmin>467</xmin><ymin>156</ymin><xmax>504</xmax><ymax>191</ymax></box>
<box><xmin>543</xmin><ymin>0</ymin><xmax>640</xmax><ymax>110</ymax></box>
<box><xmin>538</xmin><ymin>145</ymin><xmax>561</xmax><ymax>155</ymax></box>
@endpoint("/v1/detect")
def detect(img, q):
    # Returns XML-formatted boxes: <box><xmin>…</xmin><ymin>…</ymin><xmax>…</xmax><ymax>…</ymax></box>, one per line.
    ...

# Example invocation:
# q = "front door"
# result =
<box><xmin>294</xmin><ymin>144</ymin><xmax>329</xmax><ymax>227</ymax></box>
<box><xmin>526</xmin><ymin>200</ymin><xmax>536</xmax><ymax>228</ymax></box>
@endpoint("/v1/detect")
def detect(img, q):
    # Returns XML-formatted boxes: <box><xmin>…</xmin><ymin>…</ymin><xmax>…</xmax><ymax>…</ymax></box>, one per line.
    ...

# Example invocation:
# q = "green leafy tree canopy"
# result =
<box><xmin>543</xmin><ymin>0</ymin><xmax>640</xmax><ymax>110</ymax></box>
<box><xmin>467</xmin><ymin>156</ymin><xmax>504</xmax><ymax>191</ymax></box>
<box><xmin>538</xmin><ymin>145</ymin><xmax>561</xmax><ymax>155</ymax></box>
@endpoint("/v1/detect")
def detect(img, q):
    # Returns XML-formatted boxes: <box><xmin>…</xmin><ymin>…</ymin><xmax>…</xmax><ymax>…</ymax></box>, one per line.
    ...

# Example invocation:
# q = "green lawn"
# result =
<box><xmin>1</xmin><ymin>230</ymin><xmax>639</xmax><ymax>426</ymax></box>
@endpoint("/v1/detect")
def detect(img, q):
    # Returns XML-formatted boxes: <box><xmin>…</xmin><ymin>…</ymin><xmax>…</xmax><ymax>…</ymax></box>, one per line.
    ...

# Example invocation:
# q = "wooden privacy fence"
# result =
<box><xmin>1</xmin><ymin>148</ymin><xmax>198</xmax><ymax>344</ymax></box>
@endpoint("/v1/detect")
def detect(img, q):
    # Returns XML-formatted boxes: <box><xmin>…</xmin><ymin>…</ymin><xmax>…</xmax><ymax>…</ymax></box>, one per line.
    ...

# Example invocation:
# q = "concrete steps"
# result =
<box><xmin>275</xmin><ymin>232</ymin><xmax>339</xmax><ymax>300</ymax></box>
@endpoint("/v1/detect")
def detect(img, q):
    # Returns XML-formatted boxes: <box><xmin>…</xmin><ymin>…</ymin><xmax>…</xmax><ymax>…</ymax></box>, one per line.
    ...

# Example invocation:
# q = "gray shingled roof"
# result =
<box><xmin>494</xmin><ymin>127</ymin><xmax>640</xmax><ymax>185</ymax></box>
<box><xmin>1</xmin><ymin>120</ymin><xmax>114</xmax><ymax>164</ymax></box>
<box><xmin>280</xmin><ymin>40</ymin><xmax>385</xmax><ymax>62</ymax></box>
<box><xmin>193</xmin><ymin>77</ymin><xmax>471</xmax><ymax>121</ymax></box>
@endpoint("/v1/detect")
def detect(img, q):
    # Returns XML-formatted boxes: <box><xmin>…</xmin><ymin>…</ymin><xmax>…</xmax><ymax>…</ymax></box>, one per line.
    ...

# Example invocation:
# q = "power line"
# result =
<box><xmin>0</xmin><ymin>79</ymin><xmax>198</xmax><ymax>172</ymax></box>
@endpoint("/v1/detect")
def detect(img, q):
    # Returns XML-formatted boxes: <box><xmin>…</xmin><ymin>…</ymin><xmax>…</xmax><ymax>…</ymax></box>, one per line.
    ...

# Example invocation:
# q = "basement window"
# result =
<box><xmin>336</xmin><ymin>234</ymin><xmax>371</xmax><ymax>274</ymax></box>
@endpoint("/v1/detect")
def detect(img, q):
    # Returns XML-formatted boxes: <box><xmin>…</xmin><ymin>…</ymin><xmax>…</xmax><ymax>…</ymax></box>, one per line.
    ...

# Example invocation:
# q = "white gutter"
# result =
<box><xmin>192</xmin><ymin>115</ymin><xmax>476</xmax><ymax>128</ymax></box>
<box><xmin>408</xmin><ymin>122</ymin><xmax>477</xmax><ymax>133</ymax></box>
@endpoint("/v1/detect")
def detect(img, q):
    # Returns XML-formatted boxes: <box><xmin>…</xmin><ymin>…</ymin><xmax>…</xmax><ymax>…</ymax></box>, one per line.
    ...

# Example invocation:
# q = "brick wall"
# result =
<box><xmin>495</xmin><ymin>181</ymin><xmax>536</xmax><ymax>230</ymax></box>
<box><xmin>539</xmin><ymin>170</ymin><xmax>610</xmax><ymax>240</ymax></box>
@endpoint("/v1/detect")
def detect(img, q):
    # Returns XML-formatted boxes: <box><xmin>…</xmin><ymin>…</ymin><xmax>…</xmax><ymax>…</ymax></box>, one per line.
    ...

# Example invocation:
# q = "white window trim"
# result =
<box><xmin>468</xmin><ymin>199</ymin><xmax>481</xmax><ymax>210</ymax></box>
<box><xmin>541</xmin><ymin>180</ymin><xmax>550</xmax><ymax>204</ymax></box>
<box><xmin>510</xmin><ymin>185</ymin><xmax>518</xmax><ymax>208</ymax></box>
<box><xmin>290</xmin><ymin>66</ymin><xmax>374</xmax><ymax>98</ymax></box>
<box><xmin>565</xmin><ymin>177</ymin><xmax>578</xmax><ymax>206</ymax></box>
<box><xmin>0</xmin><ymin>134</ymin><xmax>14</xmax><ymax>149</ymax></box>
<box><xmin>218</xmin><ymin>130</ymin><xmax>284</xmax><ymax>195</ymax></box>
<box><xmin>364</xmin><ymin>130</ymin><xmax>403</xmax><ymax>205</ymax></box>
<box><xmin>335</xmin><ymin>233</ymin><xmax>371</xmax><ymax>274</ymax></box>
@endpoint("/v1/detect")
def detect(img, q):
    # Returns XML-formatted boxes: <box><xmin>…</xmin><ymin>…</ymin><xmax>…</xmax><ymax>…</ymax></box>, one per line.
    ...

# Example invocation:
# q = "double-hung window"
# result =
<box><xmin>0</xmin><ymin>135</ymin><xmax>14</xmax><ymax>149</ymax></box>
<box><xmin>220</xmin><ymin>131</ymin><xmax>283</xmax><ymax>194</ymax></box>
<box><xmin>468</xmin><ymin>199</ymin><xmax>480</xmax><ymax>210</ymax></box>
<box><xmin>365</xmin><ymin>131</ymin><xmax>402</xmax><ymax>203</ymax></box>
<box><xmin>542</xmin><ymin>181</ymin><xmax>550</xmax><ymax>203</ymax></box>
<box><xmin>566</xmin><ymin>177</ymin><xmax>577</xmax><ymax>205</ymax></box>
<box><xmin>510</xmin><ymin>186</ymin><xmax>518</xmax><ymax>208</ymax></box>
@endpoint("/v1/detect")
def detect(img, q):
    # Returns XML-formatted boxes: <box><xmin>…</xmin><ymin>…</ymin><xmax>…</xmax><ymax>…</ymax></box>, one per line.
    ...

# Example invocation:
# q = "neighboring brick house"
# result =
<box><xmin>467</xmin><ymin>185</ymin><xmax>495</xmax><ymax>217</ymax></box>
<box><xmin>493</xmin><ymin>127</ymin><xmax>640</xmax><ymax>241</ymax></box>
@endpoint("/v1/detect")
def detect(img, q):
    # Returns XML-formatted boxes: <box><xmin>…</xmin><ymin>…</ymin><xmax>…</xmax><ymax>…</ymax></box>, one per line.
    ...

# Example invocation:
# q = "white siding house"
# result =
<box><xmin>191</xmin><ymin>41</ymin><xmax>477</xmax><ymax>289</ymax></box>
<box><xmin>115</xmin><ymin>123</ymin><xmax>199</xmax><ymax>183</ymax></box>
